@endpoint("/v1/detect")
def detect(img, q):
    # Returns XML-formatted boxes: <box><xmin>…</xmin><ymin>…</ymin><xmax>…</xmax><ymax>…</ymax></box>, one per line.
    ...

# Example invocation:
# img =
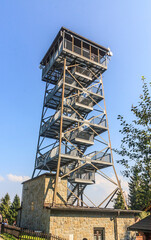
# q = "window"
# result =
<box><xmin>94</xmin><ymin>228</ymin><xmax>105</xmax><ymax>240</ymax></box>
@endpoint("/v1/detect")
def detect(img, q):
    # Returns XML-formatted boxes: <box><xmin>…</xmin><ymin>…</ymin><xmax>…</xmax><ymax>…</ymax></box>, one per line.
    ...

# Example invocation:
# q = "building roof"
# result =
<box><xmin>45</xmin><ymin>204</ymin><xmax>141</xmax><ymax>215</ymax></box>
<box><xmin>128</xmin><ymin>215</ymin><xmax>151</xmax><ymax>233</ymax></box>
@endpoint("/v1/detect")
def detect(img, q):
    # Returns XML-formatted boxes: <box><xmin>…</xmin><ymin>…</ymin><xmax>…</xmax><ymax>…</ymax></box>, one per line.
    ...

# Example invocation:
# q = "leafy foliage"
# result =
<box><xmin>128</xmin><ymin>166</ymin><xmax>142</xmax><ymax>210</ymax></box>
<box><xmin>116</xmin><ymin>77</ymin><xmax>151</xmax><ymax>210</ymax></box>
<box><xmin>139</xmin><ymin>165</ymin><xmax>151</xmax><ymax>209</ymax></box>
<box><xmin>9</xmin><ymin>195</ymin><xmax>21</xmax><ymax>224</ymax></box>
<box><xmin>0</xmin><ymin>193</ymin><xmax>20</xmax><ymax>224</ymax></box>
<box><xmin>0</xmin><ymin>193</ymin><xmax>11</xmax><ymax>221</ymax></box>
<box><xmin>113</xmin><ymin>190</ymin><xmax>125</xmax><ymax>209</ymax></box>
<box><xmin>116</xmin><ymin>77</ymin><xmax>151</xmax><ymax>177</ymax></box>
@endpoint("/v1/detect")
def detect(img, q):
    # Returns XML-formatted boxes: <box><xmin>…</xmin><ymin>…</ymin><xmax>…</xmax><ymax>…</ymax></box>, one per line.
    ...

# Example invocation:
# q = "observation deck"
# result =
<box><xmin>40</xmin><ymin>27</ymin><xmax>110</xmax><ymax>84</ymax></box>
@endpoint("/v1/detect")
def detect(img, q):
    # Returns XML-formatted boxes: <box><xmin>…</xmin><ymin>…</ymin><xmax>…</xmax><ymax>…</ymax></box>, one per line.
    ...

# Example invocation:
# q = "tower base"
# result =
<box><xmin>18</xmin><ymin>174</ymin><xmax>139</xmax><ymax>240</ymax></box>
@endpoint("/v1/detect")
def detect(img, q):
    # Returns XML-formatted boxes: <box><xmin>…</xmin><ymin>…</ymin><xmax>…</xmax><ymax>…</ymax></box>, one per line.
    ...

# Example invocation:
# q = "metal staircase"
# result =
<box><xmin>67</xmin><ymin>184</ymin><xmax>87</xmax><ymax>205</ymax></box>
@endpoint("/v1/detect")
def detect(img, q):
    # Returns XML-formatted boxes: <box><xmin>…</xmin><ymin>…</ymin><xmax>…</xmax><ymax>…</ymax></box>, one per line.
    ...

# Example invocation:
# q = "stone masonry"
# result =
<box><xmin>49</xmin><ymin>208</ymin><xmax>137</xmax><ymax>240</ymax></box>
<box><xmin>19</xmin><ymin>173</ymin><xmax>67</xmax><ymax>232</ymax></box>
<box><xmin>18</xmin><ymin>173</ymin><xmax>140</xmax><ymax>240</ymax></box>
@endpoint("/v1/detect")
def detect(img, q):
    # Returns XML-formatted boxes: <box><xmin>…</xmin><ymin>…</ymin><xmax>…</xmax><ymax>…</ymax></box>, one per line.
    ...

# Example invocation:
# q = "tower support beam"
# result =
<box><xmin>53</xmin><ymin>58</ymin><xmax>66</xmax><ymax>205</ymax></box>
<box><xmin>100</xmin><ymin>75</ymin><xmax>128</xmax><ymax>209</ymax></box>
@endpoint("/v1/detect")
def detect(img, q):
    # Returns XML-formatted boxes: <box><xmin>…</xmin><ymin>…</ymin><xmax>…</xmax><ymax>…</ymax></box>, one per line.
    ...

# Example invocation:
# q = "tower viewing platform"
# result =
<box><xmin>40</xmin><ymin>27</ymin><xmax>109</xmax><ymax>84</ymax></box>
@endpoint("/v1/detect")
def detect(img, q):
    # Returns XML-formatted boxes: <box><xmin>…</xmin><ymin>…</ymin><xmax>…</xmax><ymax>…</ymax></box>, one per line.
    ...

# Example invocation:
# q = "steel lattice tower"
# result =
<box><xmin>32</xmin><ymin>27</ymin><xmax>127</xmax><ymax>209</ymax></box>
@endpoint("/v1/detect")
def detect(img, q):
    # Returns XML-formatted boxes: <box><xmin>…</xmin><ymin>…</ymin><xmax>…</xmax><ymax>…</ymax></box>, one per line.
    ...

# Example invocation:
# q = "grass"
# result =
<box><xmin>1</xmin><ymin>233</ymin><xmax>17</xmax><ymax>240</ymax></box>
<box><xmin>21</xmin><ymin>235</ymin><xmax>45</xmax><ymax>240</ymax></box>
<box><xmin>1</xmin><ymin>234</ymin><xmax>46</xmax><ymax>240</ymax></box>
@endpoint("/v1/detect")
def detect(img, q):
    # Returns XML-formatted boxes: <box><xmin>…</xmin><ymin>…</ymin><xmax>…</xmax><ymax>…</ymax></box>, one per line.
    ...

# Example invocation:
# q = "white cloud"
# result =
<box><xmin>95</xmin><ymin>173</ymin><xmax>128</xmax><ymax>193</ymax></box>
<box><xmin>7</xmin><ymin>174</ymin><xmax>30</xmax><ymax>183</ymax></box>
<box><xmin>0</xmin><ymin>176</ymin><xmax>4</xmax><ymax>182</ymax></box>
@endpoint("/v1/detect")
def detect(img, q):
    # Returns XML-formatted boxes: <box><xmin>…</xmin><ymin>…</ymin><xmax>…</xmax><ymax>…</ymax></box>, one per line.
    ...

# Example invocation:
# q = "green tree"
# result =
<box><xmin>139</xmin><ymin>165</ymin><xmax>151</xmax><ymax>209</ymax></box>
<box><xmin>113</xmin><ymin>190</ymin><xmax>125</xmax><ymax>209</ymax></box>
<box><xmin>0</xmin><ymin>193</ymin><xmax>11</xmax><ymax>221</ymax></box>
<box><xmin>9</xmin><ymin>195</ymin><xmax>20</xmax><ymax>224</ymax></box>
<box><xmin>116</xmin><ymin>77</ymin><xmax>151</xmax><ymax>209</ymax></box>
<box><xmin>128</xmin><ymin>166</ymin><xmax>142</xmax><ymax>210</ymax></box>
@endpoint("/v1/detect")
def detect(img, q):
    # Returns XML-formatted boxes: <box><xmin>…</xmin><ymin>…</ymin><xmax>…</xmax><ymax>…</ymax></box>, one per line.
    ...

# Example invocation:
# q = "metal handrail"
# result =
<box><xmin>64</xmin><ymin>39</ymin><xmax>107</xmax><ymax>66</ymax></box>
<box><xmin>74</xmin><ymin>65</ymin><xmax>92</xmax><ymax>78</ymax></box>
<box><xmin>87</xmin><ymin>151</ymin><xmax>111</xmax><ymax>162</ymax></box>
<box><xmin>88</xmin><ymin>86</ymin><xmax>102</xmax><ymax>95</ymax></box>
<box><xmin>90</xmin><ymin>117</ymin><xmax>106</xmax><ymax>127</ymax></box>
<box><xmin>67</xmin><ymin>128</ymin><xmax>94</xmax><ymax>142</ymax></box>
<box><xmin>70</xmin><ymin>171</ymin><xmax>95</xmax><ymax>181</ymax></box>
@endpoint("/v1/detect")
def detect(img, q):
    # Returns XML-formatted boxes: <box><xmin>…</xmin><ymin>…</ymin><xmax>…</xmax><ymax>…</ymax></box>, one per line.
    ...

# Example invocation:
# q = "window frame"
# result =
<box><xmin>94</xmin><ymin>227</ymin><xmax>105</xmax><ymax>240</ymax></box>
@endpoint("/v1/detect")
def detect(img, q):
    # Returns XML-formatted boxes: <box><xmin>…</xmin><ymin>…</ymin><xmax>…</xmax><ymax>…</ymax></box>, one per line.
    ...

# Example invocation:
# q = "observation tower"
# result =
<box><xmin>32</xmin><ymin>27</ymin><xmax>127</xmax><ymax>209</ymax></box>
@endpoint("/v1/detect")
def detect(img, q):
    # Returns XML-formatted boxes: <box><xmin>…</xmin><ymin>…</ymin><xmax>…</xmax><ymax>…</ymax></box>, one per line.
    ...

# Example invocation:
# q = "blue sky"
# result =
<box><xmin>0</xmin><ymin>0</ymin><xmax>151</xmax><ymax>202</ymax></box>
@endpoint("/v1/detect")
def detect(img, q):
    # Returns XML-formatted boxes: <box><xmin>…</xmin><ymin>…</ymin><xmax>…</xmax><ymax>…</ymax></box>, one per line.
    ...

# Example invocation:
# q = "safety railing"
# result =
<box><xmin>67</xmin><ymin>129</ymin><xmax>94</xmax><ymax>142</ymax></box>
<box><xmin>45</xmin><ymin>79</ymin><xmax>63</xmax><ymax>104</ymax></box>
<box><xmin>40</xmin><ymin>111</ymin><xmax>61</xmax><ymax>134</ymax></box>
<box><xmin>74</xmin><ymin>44</ymin><xmax>82</xmax><ymax>55</ymax></box>
<box><xmin>74</xmin><ymin>66</ymin><xmax>92</xmax><ymax>79</ymax></box>
<box><xmin>64</xmin><ymin>39</ymin><xmax>107</xmax><ymax>66</ymax></box>
<box><xmin>88</xmin><ymin>86</ymin><xmax>102</xmax><ymax>96</ymax></box>
<box><xmin>66</xmin><ymin>89</ymin><xmax>102</xmax><ymax>109</ymax></box>
<box><xmin>42</xmin><ymin>41</ymin><xmax>63</xmax><ymax>78</ymax></box>
<box><xmin>39</xmin><ymin>145</ymin><xmax>78</xmax><ymax>161</ymax></box>
<box><xmin>87</xmin><ymin>151</ymin><xmax>111</xmax><ymax>163</ymax></box>
<box><xmin>41</xmin><ymin>113</ymin><xmax>106</xmax><ymax>138</ymax></box>
<box><xmin>36</xmin><ymin>145</ymin><xmax>59</xmax><ymax>166</ymax></box>
<box><xmin>37</xmin><ymin>143</ymin><xmax>111</xmax><ymax>167</ymax></box>
<box><xmin>69</xmin><ymin>171</ymin><xmax>95</xmax><ymax>182</ymax></box>
<box><xmin>42</xmin><ymin>38</ymin><xmax>107</xmax><ymax>79</ymax></box>
<box><xmin>69</xmin><ymin>95</ymin><xmax>92</xmax><ymax>108</ymax></box>
<box><xmin>76</xmin><ymin>131</ymin><xmax>93</xmax><ymax>141</ymax></box>
<box><xmin>90</xmin><ymin>118</ymin><xmax>107</xmax><ymax>127</ymax></box>
<box><xmin>64</xmin><ymin>39</ymin><xmax>72</xmax><ymax>51</ymax></box>
<box><xmin>45</xmin><ymin>76</ymin><xmax>77</xmax><ymax>104</ymax></box>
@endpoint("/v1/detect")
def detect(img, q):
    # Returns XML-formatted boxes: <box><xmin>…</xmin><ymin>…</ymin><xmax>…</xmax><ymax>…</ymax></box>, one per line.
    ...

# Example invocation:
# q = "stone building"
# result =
<box><xmin>18</xmin><ymin>173</ymin><xmax>140</xmax><ymax>240</ymax></box>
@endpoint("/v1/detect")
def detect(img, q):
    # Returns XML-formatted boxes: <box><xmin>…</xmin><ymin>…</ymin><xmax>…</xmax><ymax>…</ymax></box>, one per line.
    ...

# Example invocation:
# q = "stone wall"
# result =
<box><xmin>49</xmin><ymin>209</ymin><xmax>136</xmax><ymax>240</ymax></box>
<box><xmin>44</xmin><ymin>175</ymin><xmax>67</xmax><ymax>205</ymax></box>
<box><xmin>117</xmin><ymin>216</ymin><xmax>135</xmax><ymax>240</ymax></box>
<box><xmin>20</xmin><ymin>174</ymin><xmax>67</xmax><ymax>231</ymax></box>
